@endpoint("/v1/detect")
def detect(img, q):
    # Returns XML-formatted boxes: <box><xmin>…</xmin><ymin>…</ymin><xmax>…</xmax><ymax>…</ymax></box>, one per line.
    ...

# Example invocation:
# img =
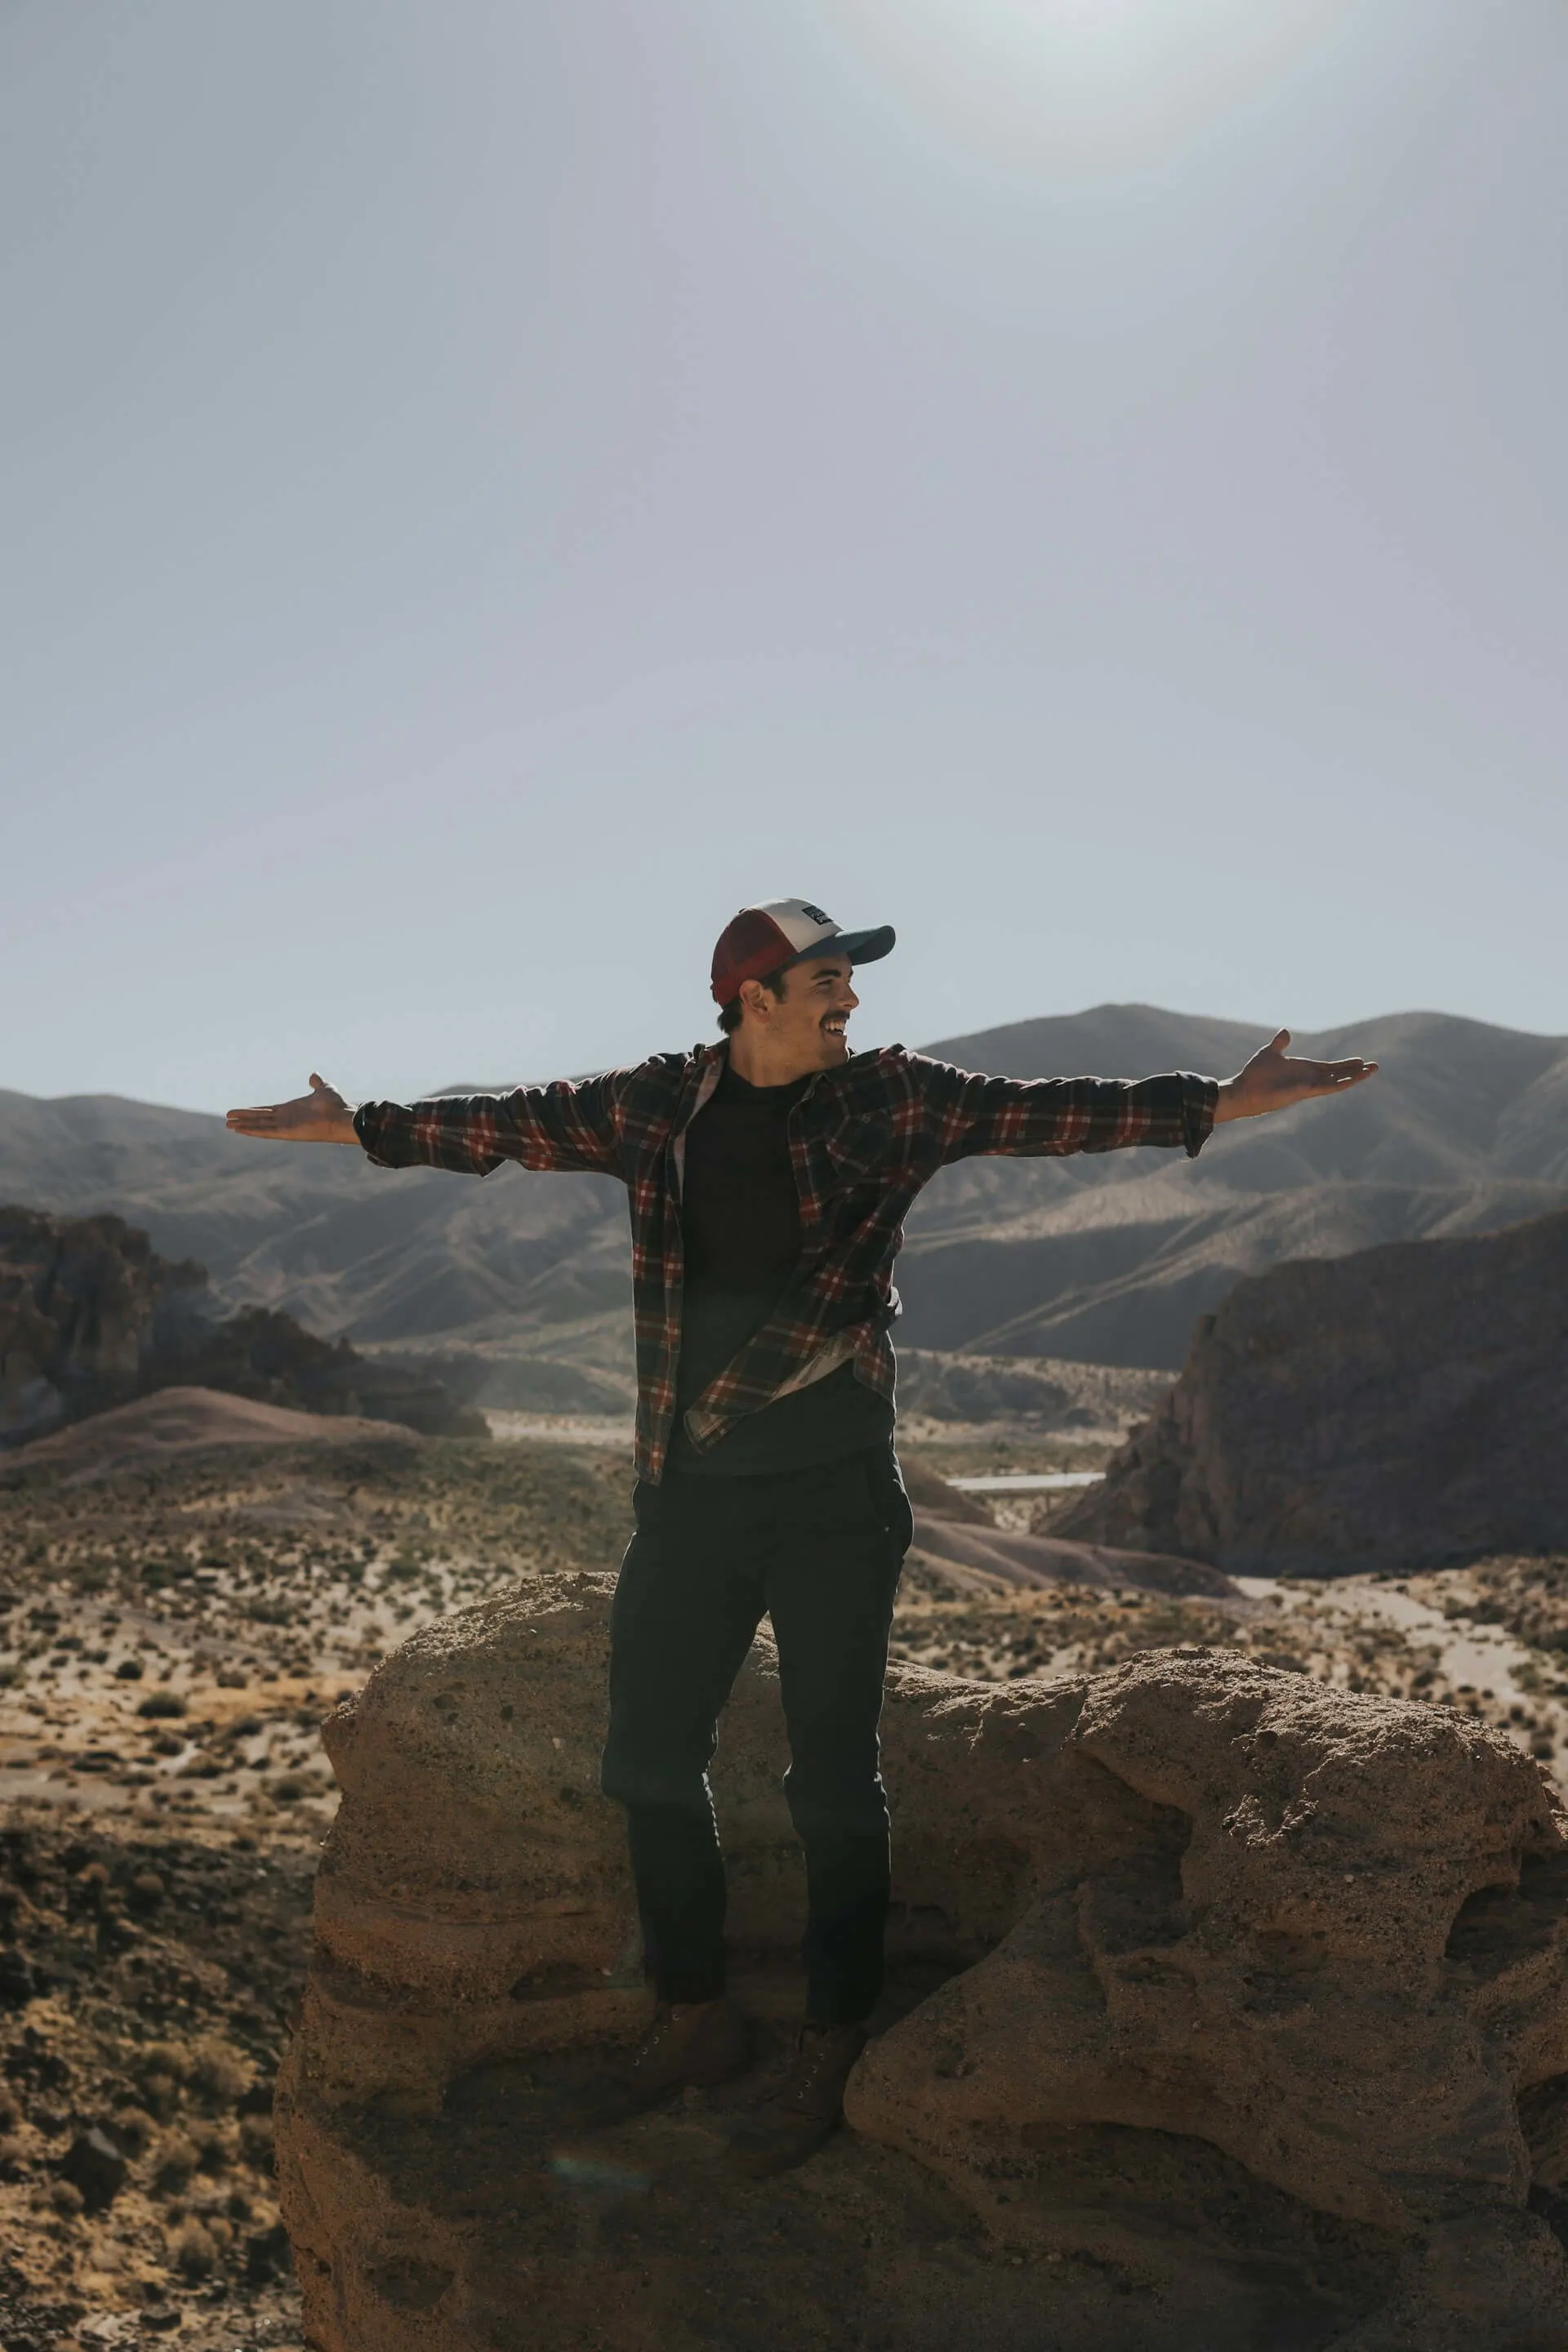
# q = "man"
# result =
<box><xmin>226</xmin><ymin>898</ymin><xmax>1374</xmax><ymax>2175</ymax></box>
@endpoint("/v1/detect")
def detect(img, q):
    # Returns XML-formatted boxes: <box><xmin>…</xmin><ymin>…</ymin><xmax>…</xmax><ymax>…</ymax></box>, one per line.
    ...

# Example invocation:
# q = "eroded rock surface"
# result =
<box><xmin>277</xmin><ymin>1575</ymin><xmax>1568</xmax><ymax>2351</ymax></box>
<box><xmin>1059</xmin><ymin>1208</ymin><xmax>1568</xmax><ymax>1572</ymax></box>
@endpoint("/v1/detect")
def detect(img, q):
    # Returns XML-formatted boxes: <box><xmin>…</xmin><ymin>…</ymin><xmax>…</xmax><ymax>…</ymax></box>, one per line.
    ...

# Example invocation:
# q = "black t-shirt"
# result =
<box><xmin>666</xmin><ymin>1060</ymin><xmax>894</xmax><ymax>1477</ymax></box>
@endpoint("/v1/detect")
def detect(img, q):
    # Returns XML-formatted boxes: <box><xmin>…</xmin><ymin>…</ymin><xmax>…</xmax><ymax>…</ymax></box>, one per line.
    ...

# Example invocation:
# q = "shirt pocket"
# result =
<box><xmin>822</xmin><ymin>1112</ymin><xmax>898</xmax><ymax>1183</ymax></box>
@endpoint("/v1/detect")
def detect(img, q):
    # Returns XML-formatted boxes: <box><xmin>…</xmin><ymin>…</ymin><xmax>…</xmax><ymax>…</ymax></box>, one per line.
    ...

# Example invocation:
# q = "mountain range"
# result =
<box><xmin>3</xmin><ymin>1004</ymin><xmax>1565</xmax><ymax>1402</ymax></box>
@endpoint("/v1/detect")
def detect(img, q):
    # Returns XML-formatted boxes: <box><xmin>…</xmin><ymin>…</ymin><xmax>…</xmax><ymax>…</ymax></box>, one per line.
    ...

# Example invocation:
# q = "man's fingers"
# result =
<box><xmin>1268</xmin><ymin>1027</ymin><xmax>1291</xmax><ymax>1053</ymax></box>
<box><xmin>226</xmin><ymin>1094</ymin><xmax>320</xmax><ymax>1134</ymax></box>
<box><xmin>1298</xmin><ymin>1059</ymin><xmax>1378</xmax><ymax>1094</ymax></box>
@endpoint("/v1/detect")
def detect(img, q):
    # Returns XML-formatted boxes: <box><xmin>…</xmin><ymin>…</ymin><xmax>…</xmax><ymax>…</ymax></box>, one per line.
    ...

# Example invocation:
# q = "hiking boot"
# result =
<box><xmin>570</xmin><ymin>1998</ymin><xmax>751</xmax><ymax>2131</ymax></box>
<box><xmin>727</xmin><ymin>2022</ymin><xmax>867</xmax><ymax>2179</ymax></box>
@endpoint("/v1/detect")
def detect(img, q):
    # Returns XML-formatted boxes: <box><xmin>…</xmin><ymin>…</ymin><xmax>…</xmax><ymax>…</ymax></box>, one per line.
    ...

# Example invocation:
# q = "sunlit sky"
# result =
<box><xmin>4</xmin><ymin>0</ymin><xmax>1566</xmax><ymax>1109</ymax></box>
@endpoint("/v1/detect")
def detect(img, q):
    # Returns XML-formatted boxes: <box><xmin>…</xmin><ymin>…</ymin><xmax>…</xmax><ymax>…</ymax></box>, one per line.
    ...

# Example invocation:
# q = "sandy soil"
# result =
<box><xmin>3</xmin><ymin>1402</ymin><xmax>1565</xmax><ymax>2346</ymax></box>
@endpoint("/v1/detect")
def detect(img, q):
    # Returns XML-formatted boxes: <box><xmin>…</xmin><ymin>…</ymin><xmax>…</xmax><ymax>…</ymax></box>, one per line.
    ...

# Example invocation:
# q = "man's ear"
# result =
<box><xmin>738</xmin><ymin>977</ymin><xmax>771</xmax><ymax>1022</ymax></box>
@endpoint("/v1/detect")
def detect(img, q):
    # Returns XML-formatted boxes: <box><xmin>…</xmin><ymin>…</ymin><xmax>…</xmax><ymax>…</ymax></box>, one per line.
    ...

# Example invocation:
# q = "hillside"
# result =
<box><xmin>3</xmin><ymin>1004</ymin><xmax>1566</xmax><ymax>1388</ymax></box>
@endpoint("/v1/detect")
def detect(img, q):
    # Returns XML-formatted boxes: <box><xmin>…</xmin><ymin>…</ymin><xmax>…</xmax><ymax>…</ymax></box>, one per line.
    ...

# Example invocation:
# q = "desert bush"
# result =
<box><xmin>136</xmin><ymin>2043</ymin><xmax>189</xmax><ymax>2119</ymax></box>
<box><xmin>136</xmin><ymin>1690</ymin><xmax>187</xmax><ymax>1720</ymax></box>
<box><xmin>140</xmin><ymin>2041</ymin><xmax>191</xmax><ymax>2083</ymax></box>
<box><xmin>189</xmin><ymin>2119</ymin><xmax>233</xmax><ymax>2174</ymax></box>
<box><xmin>154</xmin><ymin>2134</ymin><xmax>198</xmax><ymax>2194</ymax></box>
<box><xmin>189</xmin><ymin>2038</ymin><xmax>250</xmax><ymax>2106</ymax></box>
<box><xmin>172</xmin><ymin>2218</ymin><xmax>216</xmax><ymax>2278</ymax></box>
<box><xmin>109</xmin><ymin>2105</ymin><xmax>155</xmax><ymax>2155</ymax></box>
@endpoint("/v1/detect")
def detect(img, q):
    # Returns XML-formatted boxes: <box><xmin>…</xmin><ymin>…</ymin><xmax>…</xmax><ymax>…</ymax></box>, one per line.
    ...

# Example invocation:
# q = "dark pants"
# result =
<box><xmin>599</xmin><ymin>1446</ymin><xmax>913</xmax><ymax>2025</ymax></box>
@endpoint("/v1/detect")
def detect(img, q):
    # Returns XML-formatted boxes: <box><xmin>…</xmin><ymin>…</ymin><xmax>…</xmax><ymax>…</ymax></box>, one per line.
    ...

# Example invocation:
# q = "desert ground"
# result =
<box><xmin>2</xmin><ymin>1396</ymin><xmax>1566</xmax><ymax>2349</ymax></box>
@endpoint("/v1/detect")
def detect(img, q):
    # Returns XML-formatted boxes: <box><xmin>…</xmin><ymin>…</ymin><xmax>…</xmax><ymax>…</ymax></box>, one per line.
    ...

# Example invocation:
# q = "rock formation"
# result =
<box><xmin>1058</xmin><ymin>1207</ymin><xmax>1568</xmax><ymax>1574</ymax></box>
<box><xmin>0</xmin><ymin>1205</ymin><xmax>483</xmax><ymax>1448</ymax></box>
<box><xmin>275</xmin><ymin>1574</ymin><xmax>1568</xmax><ymax>2350</ymax></box>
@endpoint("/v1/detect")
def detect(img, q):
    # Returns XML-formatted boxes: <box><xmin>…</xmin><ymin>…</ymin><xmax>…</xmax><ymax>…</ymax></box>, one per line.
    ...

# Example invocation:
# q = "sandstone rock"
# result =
<box><xmin>276</xmin><ymin>1576</ymin><xmax>1568</xmax><ymax>2350</ymax></box>
<box><xmin>1058</xmin><ymin>1208</ymin><xmax>1568</xmax><ymax>1572</ymax></box>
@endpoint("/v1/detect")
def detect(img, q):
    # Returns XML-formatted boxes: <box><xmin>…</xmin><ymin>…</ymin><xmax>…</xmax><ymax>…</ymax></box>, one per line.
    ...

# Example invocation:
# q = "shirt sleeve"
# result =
<box><xmin>351</xmin><ymin>1071</ymin><xmax>626</xmax><ymax>1178</ymax></box>
<box><xmin>906</xmin><ymin>1056</ymin><xmax>1218</xmax><ymax>1165</ymax></box>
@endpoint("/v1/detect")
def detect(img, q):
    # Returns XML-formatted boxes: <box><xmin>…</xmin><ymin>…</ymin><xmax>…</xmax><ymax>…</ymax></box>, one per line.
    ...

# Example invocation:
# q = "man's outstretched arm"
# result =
<box><xmin>226</xmin><ymin>1069</ymin><xmax>627</xmax><ymax>1177</ymax></box>
<box><xmin>911</xmin><ymin>1027</ymin><xmax>1377</xmax><ymax>1165</ymax></box>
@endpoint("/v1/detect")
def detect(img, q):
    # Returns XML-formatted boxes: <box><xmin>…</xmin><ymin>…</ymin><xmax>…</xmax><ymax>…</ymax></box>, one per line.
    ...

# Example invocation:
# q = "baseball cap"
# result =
<box><xmin>710</xmin><ymin>898</ymin><xmax>896</xmax><ymax>1006</ymax></box>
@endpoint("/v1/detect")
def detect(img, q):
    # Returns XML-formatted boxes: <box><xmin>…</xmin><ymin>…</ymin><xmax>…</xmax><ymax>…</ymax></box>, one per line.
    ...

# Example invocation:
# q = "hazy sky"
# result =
<box><xmin>4</xmin><ymin>0</ymin><xmax>1566</xmax><ymax>1110</ymax></box>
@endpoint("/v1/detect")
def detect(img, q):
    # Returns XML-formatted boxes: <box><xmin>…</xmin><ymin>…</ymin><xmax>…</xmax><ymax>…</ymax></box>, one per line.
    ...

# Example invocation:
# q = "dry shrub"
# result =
<box><xmin>136</xmin><ymin>2041</ymin><xmax>190</xmax><ymax>2119</ymax></box>
<box><xmin>109</xmin><ymin>2105</ymin><xmax>155</xmax><ymax>2155</ymax></box>
<box><xmin>189</xmin><ymin>2119</ymin><xmax>234</xmax><ymax>2175</ymax></box>
<box><xmin>189</xmin><ymin>2036</ymin><xmax>250</xmax><ymax>2107</ymax></box>
<box><xmin>140</xmin><ymin>2040</ymin><xmax>192</xmax><ymax>2084</ymax></box>
<box><xmin>153</xmin><ymin>2134</ymin><xmax>198</xmax><ymax>2194</ymax></box>
<box><xmin>49</xmin><ymin>2179</ymin><xmax>84</xmax><ymax>2219</ymax></box>
<box><xmin>0</xmin><ymin>2135</ymin><xmax>26</xmax><ymax>2180</ymax></box>
<box><xmin>238</xmin><ymin>2113</ymin><xmax>274</xmax><ymax>2164</ymax></box>
<box><xmin>0</xmin><ymin>2087</ymin><xmax>19</xmax><ymax>2130</ymax></box>
<box><xmin>140</xmin><ymin>2071</ymin><xmax>180</xmax><ymax>2118</ymax></box>
<box><xmin>136</xmin><ymin>1690</ymin><xmax>187</xmax><ymax>1720</ymax></box>
<box><xmin>172</xmin><ymin>2218</ymin><xmax>216</xmax><ymax>2278</ymax></box>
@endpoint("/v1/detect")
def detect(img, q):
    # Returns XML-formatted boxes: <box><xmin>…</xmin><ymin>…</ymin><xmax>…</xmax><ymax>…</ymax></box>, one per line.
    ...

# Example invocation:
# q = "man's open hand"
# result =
<box><xmin>1214</xmin><ymin>1031</ymin><xmax>1377</xmax><ymax>1125</ymax></box>
<box><xmin>225</xmin><ymin>1073</ymin><xmax>359</xmax><ymax>1145</ymax></box>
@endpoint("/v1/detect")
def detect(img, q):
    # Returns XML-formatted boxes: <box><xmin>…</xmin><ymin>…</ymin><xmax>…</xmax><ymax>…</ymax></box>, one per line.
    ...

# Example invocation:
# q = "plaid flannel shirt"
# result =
<box><xmin>354</xmin><ymin>1044</ymin><xmax>1217</xmax><ymax>1483</ymax></box>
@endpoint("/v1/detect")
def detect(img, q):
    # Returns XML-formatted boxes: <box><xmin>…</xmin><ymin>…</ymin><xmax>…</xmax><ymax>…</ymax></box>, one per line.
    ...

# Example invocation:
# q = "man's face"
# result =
<box><xmin>764</xmin><ymin>957</ymin><xmax>860</xmax><ymax>1067</ymax></box>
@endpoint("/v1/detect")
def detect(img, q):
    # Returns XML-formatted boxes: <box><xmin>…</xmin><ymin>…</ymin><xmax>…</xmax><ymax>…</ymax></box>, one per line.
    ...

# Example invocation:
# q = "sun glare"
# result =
<box><xmin>822</xmin><ymin>0</ymin><xmax>1357</xmax><ymax>172</ymax></box>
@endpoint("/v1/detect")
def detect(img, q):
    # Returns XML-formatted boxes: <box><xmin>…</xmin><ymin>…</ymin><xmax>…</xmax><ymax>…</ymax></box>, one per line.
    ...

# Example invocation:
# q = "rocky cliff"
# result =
<box><xmin>1058</xmin><ymin>1207</ymin><xmax>1568</xmax><ymax>1574</ymax></box>
<box><xmin>275</xmin><ymin>1575</ymin><xmax>1568</xmax><ymax>2351</ymax></box>
<box><xmin>0</xmin><ymin>1205</ymin><xmax>483</xmax><ymax>1447</ymax></box>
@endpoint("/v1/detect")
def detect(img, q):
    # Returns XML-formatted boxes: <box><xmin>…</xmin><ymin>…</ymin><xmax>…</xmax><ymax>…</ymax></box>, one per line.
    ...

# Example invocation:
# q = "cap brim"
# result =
<box><xmin>783</xmin><ymin>924</ymin><xmax>895</xmax><ymax>972</ymax></box>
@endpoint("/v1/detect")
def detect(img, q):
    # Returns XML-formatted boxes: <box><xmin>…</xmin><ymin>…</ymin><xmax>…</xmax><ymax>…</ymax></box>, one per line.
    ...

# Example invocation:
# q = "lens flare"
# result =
<box><xmin>819</xmin><ymin>0</ymin><xmax>1357</xmax><ymax>172</ymax></box>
